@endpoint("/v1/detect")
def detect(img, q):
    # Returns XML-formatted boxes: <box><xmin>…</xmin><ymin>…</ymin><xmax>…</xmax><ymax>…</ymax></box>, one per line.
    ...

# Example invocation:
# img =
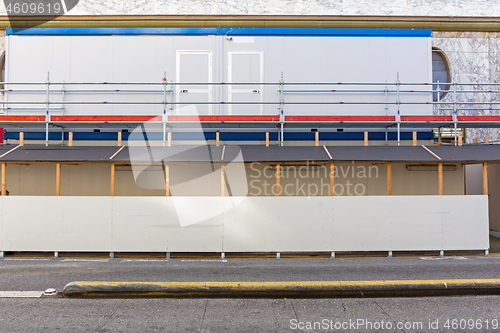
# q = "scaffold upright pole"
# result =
<box><xmin>45</xmin><ymin>72</ymin><xmax>50</xmax><ymax>146</ymax></box>
<box><xmin>396</xmin><ymin>72</ymin><xmax>401</xmax><ymax>146</ymax></box>
<box><xmin>453</xmin><ymin>77</ymin><xmax>458</xmax><ymax>146</ymax></box>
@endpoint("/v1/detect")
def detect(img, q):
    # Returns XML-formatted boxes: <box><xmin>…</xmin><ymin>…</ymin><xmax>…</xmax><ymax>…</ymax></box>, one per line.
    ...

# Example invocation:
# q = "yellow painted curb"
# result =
<box><xmin>63</xmin><ymin>279</ymin><xmax>500</xmax><ymax>298</ymax></box>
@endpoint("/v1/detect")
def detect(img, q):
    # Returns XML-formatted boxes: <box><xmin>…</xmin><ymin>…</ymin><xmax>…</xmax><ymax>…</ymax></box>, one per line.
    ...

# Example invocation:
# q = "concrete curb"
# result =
<box><xmin>62</xmin><ymin>279</ymin><xmax>500</xmax><ymax>298</ymax></box>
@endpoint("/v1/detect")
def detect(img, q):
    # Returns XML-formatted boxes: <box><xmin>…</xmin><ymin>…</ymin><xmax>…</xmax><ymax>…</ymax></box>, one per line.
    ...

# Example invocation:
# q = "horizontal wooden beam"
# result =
<box><xmin>3</xmin><ymin>15</ymin><xmax>500</xmax><ymax>31</ymax></box>
<box><xmin>0</xmin><ymin>160</ymin><xmax>497</xmax><ymax>166</ymax></box>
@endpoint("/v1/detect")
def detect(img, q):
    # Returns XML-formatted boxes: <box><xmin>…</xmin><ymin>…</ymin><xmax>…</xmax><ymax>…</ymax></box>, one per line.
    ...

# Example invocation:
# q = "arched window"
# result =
<box><xmin>432</xmin><ymin>48</ymin><xmax>450</xmax><ymax>101</ymax></box>
<box><xmin>0</xmin><ymin>52</ymin><xmax>5</xmax><ymax>93</ymax></box>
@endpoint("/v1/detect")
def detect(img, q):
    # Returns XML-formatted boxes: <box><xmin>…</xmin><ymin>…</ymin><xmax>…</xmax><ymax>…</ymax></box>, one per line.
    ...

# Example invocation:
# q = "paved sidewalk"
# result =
<box><xmin>1</xmin><ymin>296</ymin><xmax>500</xmax><ymax>332</ymax></box>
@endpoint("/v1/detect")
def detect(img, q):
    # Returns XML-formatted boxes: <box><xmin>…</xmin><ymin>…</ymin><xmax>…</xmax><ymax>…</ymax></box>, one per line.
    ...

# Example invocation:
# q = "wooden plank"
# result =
<box><xmin>422</xmin><ymin>145</ymin><xmax>442</xmax><ymax>161</ymax></box>
<box><xmin>486</xmin><ymin>134</ymin><xmax>490</xmax><ymax>144</ymax></box>
<box><xmin>167</xmin><ymin>132</ymin><xmax>172</xmax><ymax>147</ymax></box>
<box><xmin>165</xmin><ymin>164</ymin><xmax>170</xmax><ymax>196</ymax></box>
<box><xmin>483</xmin><ymin>162</ymin><xmax>488</xmax><ymax>195</ymax></box>
<box><xmin>19</xmin><ymin>132</ymin><xmax>24</xmax><ymax>146</ymax></box>
<box><xmin>323</xmin><ymin>146</ymin><xmax>333</xmax><ymax>160</ymax></box>
<box><xmin>458</xmin><ymin>131</ymin><xmax>463</xmax><ymax>146</ymax></box>
<box><xmin>276</xmin><ymin>164</ymin><xmax>281</xmax><ymax>197</ymax></box>
<box><xmin>109</xmin><ymin>146</ymin><xmax>126</xmax><ymax>160</ymax></box>
<box><xmin>111</xmin><ymin>163</ymin><xmax>115</xmax><ymax>197</ymax></box>
<box><xmin>438</xmin><ymin>162</ymin><xmax>443</xmax><ymax>195</ymax></box>
<box><xmin>56</xmin><ymin>163</ymin><xmax>61</xmax><ymax>196</ymax></box>
<box><xmin>413</xmin><ymin>131</ymin><xmax>417</xmax><ymax>146</ymax></box>
<box><xmin>221</xmin><ymin>164</ymin><xmax>225</xmax><ymax>197</ymax></box>
<box><xmin>216</xmin><ymin>132</ymin><xmax>220</xmax><ymax>147</ymax></box>
<box><xmin>364</xmin><ymin>132</ymin><xmax>368</xmax><ymax>146</ymax></box>
<box><xmin>387</xmin><ymin>162</ymin><xmax>392</xmax><ymax>196</ymax></box>
<box><xmin>0</xmin><ymin>145</ymin><xmax>21</xmax><ymax>159</ymax></box>
<box><xmin>315</xmin><ymin>132</ymin><xmax>319</xmax><ymax>146</ymax></box>
<box><xmin>1</xmin><ymin>163</ymin><xmax>5</xmax><ymax>196</ymax></box>
<box><xmin>117</xmin><ymin>131</ymin><xmax>122</xmax><ymax>146</ymax></box>
<box><xmin>68</xmin><ymin>132</ymin><xmax>73</xmax><ymax>147</ymax></box>
<box><xmin>330</xmin><ymin>162</ymin><xmax>334</xmax><ymax>196</ymax></box>
<box><xmin>475</xmin><ymin>137</ymin><xmax>479</xmax><ymax>144</ymax></box>
<box><xmin>266</xmin><ymin>132</ymin><xmax>269</xmax><ymax>146</ymax></box>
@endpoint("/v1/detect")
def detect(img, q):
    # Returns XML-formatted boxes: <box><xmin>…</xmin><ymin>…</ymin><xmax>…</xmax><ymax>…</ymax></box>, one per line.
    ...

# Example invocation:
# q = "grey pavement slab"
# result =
<box><xmin>0</xmin><ymin>296</ymin><xmax>500</xmax><ymax>332</ymax></box>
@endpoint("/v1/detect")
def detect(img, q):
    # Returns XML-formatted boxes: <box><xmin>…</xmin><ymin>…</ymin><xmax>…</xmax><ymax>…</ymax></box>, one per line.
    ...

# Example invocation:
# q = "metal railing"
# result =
<box><xmin>1</xmin><ymin>72</ymin><xmax>499</xmax><ymax>147</ymax></box>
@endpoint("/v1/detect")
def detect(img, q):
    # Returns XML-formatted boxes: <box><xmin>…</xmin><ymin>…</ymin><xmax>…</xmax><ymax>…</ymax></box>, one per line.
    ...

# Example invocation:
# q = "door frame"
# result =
<box><xmin>176</xmin><ymin>50</ymin><xmax>213</xmax><ymax>115</ymax></box>
<box><xmin>227</xmin><ymin>51</ymin><xmax>264</xmax><ymax>115</ymax></box>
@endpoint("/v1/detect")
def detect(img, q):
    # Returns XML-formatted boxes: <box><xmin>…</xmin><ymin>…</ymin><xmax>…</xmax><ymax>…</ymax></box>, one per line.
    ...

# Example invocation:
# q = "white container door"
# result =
<box><xmin>176</xmin><ymin>51</ymin><xmax>213</xmax><ymax>115</ymax></box>
<box><xmin>228</xmin><ymin>52</ymin><xmax>263</xmax><ymax>115</ymax></box>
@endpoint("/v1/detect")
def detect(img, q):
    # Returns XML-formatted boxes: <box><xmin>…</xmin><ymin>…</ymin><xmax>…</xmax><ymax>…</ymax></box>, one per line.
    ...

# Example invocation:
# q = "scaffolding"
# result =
<box><xmin>1</xmin><ymin>73</ymin><xmax>499</xmax><ymax>146</ymax></box>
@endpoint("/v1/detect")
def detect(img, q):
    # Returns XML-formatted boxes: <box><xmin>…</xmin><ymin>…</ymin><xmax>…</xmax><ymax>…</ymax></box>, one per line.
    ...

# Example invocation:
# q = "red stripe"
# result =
<box><xmin>458</xmin><ymin>116</ymin><xmax>500</xmax><ymax>122</ymax></box>
<box><xmin>0</xmin><ymin>115</ymin><xmax>47</xmax><ymax>121</ymax></box>
<box><xmin>285</xmin><ymin>116</ymin><xmax>395</xmax><ymax>122</ymax></box>
<box><xmin>51</xmin><ymin>115</ymin><xmax>163</xmax><ymax>122</ymax></box>
<box><xmin>168</xmin><ymin>115</ymin><xmax>279</xmax><ymax>122</ymax></box>
<box><xmin>401</xmin><ymin>115</ymin><xmax>453</xmax><ymax>122</ymax></box>
<box><xmin>4</xmin><ymin>114</ymin><xmax>500</xmax><ymax>124</ymax></box>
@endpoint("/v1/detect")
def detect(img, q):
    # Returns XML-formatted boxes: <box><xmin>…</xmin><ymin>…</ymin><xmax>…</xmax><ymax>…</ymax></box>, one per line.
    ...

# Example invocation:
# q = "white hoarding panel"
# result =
<box><xmin>0</xmin><ymin>195</ymin><xmax>487</xmax><ymax>252</ymax></box>
<box><xmin>0</xmin><ymin>197</ymin><xmax>113</xmax><ymax>252</ymax></box>
<box><xmin>222</xmin><ymin>197</ymin><xmax>335</xmax><ymax>252</ymax></box>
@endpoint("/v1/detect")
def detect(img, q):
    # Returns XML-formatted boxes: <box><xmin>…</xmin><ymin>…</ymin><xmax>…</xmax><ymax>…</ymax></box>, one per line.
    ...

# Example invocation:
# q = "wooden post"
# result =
<box><xmin>486</xmin><ymin>134</ymin><xmax>490</xmax><ymax>144</ymax></box>
<box><xmin>56</xmin><ymin>163</ymin><xmax>61</xmax><ymax>196</ymax></box>
<box><xmin>68</xmin><ymin>132</ymin><xmax>73</xmax><ymax>146</ymax></box>
<box><xmin>413</xmin><ymin>131</ymin><xmax>417</xmax><ymax>146</ymax></box>
<box><xmin>330</xmin><ymin>162</ymin><xmax>335</xmax><ymax>196</ymax></box>
<box><xmin>438</xmin><ymin>162</ymin><xmax>443</xmax><ymax>195</ymax></box>
<box><xmin>458</xmin><ymin>132</ymin><xmax>463</xmax><ymax>146</ymax></box>
<box><xmin>216</xmin><ymin>132</ymin><xmax>220</xmax><ymax>147</ymax></box>
<box><xmin>165</xmin><ymin>165</ymin><xmax>170</xmax><ymax>196</ymax></box>
<box><xmin>475</xmin><ymin>137</ymin><xmax>479</xmax><ymax>144</ymax></box>
<box><xmin>315</xmin><ymin>132</ymin><xmax>319</xmax><ymax>146</ymax></box>
<box><xmin>221</xmin><ymin>164</ymin><xmax>225</xmax><ymax>197</ymax></box>
<box><xmin>111</xmin><ymin>163</ymin><xmax>115</xmax><ymax>197</ymax></box>
<box><xmin>167</xmin><ymin>132</ymin><xmax>172</xmax><ymax>147</ymax></box>
<box><xmin>276</xmin><ymin>164</ymin><xmax>281</xmax><ymax>197</ymax></box>
<box><xmin>364</xmin><ymin>132</ymin><xmax>368</xmax><ymax>146</ymax></box>
<box><xmin>117</xmin><ymin>131</ymin><xmax>122</xmax><ymax>146</ymax></box>
<box><xmin>483</xmin><ymin>162</ymin><xmax>488</xmax><ymax>195</ymax></box>
<box><xmin>387</xmin><ymin>162</ymin><xmax>392</xmax><ymax>196</ymax></box>
<box><xmin>266</xmin><ymin>132</ymin><xmax>269</xmax><ymax>147</ymax></box>
<box><xmin>1</xmin><ymin>163</ymin><xmax>6</xmax><ymax>196</ymax></box>
<box><xmin>19</xmin><ymin>132</ymin><xmax>24</xmax><ymax>146</ymax></box>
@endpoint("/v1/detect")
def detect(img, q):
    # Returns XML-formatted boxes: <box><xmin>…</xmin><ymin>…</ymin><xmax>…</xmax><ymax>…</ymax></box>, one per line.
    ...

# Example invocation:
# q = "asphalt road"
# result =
<box><xmin>2</xmin><ymin>256</ymin><xmax>500</xmax><ymax>332</ymax></box>
<box><xmin>1</xmin><ymin>296</ymin><xmax>500</xmax><ymax>332</ymax></box>
<box><xmin>0</xmin><ymin>255</ymin><xmax>500</xmax><ymax>292</ymax></box>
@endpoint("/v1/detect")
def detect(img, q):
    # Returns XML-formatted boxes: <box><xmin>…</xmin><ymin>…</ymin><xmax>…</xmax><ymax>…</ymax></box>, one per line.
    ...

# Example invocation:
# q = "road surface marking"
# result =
<box><xmin>4</xmin><ymin>259</ymin><xmax>51</xmax><ymax>261</ymax></box>
<box><xmin>61</xmin><ymin>259</ymin><xmax>109</xmax><ymax>262</ymax></box>
<box><xmin>0</xmin><ymin>291</ymin><xmax>44</xmax><ymax>298</ymax></box>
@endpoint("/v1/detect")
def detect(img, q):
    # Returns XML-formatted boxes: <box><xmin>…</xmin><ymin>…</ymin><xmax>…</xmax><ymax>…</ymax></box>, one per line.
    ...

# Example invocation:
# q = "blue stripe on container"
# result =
<box><xmin>4</xmin><ymin>131</ymin><xmax>433</xmax><ymax>142</ymax></box>
<box><xmin>7</xmin><ymin>27</ymin><xmax>431</xmax><ymax>37</ymax></box>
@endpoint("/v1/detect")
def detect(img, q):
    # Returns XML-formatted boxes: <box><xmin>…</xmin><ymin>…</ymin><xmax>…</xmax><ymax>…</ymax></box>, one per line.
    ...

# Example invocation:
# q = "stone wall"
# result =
<box><xmin>0</xmin><ymin>30</ymin><xmax>4</xmax><ymax>104</ymax></box>
<box><xmin>433</xmin><ymin>32</ymin><xmax>500</xmax><ymax>143</ymax></box>
<box><xmin>1</xmin><ymin>0</ymin><xmax>500</xmax><ymax>16</ymax></box>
